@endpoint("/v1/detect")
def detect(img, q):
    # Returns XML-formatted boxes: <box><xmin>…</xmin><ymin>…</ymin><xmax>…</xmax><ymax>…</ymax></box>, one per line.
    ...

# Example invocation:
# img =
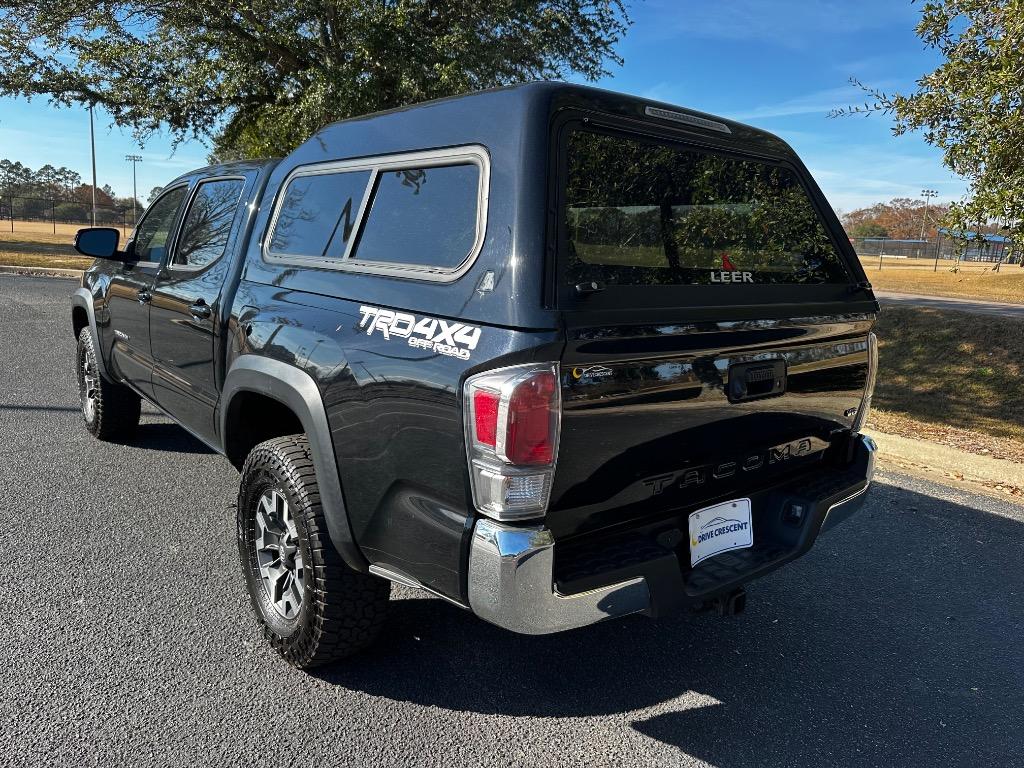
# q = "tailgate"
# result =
<box><xmin>547</xmin><ymin>314</ymin><xmax>872</xmax><ymax>539</ymax></box>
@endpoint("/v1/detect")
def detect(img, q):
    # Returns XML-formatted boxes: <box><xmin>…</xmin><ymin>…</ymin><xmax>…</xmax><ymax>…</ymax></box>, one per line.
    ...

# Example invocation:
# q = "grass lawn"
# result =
<box><xmin>0</xmin><ymin>220</ymin><xmax>129</xmax><ymax>239</ymax></box>
<box><xmin>0</xmin><ymin>250</ymin><xmax>93</xmax><ymax>270</ymax></box>
<box><xmin>871</xmin><ymin>306</ymin><xmax>1024</xmax><ymax>461</ymax></box>
<box><xmin>0</xmin><ymin>225</ymin><xmax>92</xmax><ymax>269</ymax></box>
<box><xmin>860</xmin><ymin>259</ymin><xmax>1024</xmax><ymax>304</ymax></box>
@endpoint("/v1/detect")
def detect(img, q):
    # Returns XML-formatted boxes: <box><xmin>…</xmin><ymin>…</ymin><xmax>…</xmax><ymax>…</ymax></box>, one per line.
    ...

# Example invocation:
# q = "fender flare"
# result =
<box><xmin>71</xmin><ymin>287</ymin><xmax>110</xmax><ymax>380</ymax></box>
<box><xmin>221</xmin><ymin>355</ymin><xmax>368</xmax><ymax>572</ymax></box>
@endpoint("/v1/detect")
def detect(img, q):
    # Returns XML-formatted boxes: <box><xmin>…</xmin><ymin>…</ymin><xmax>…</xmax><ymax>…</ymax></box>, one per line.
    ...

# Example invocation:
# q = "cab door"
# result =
<box><xmin>104</xmin><ymin>184</ymin><xmax>189</xmax><ymax>399</ymax></box>
<box><xmin>148</xmin><ymin>176</ymin><xmax>247</xmax><ymax>443</ymax></box>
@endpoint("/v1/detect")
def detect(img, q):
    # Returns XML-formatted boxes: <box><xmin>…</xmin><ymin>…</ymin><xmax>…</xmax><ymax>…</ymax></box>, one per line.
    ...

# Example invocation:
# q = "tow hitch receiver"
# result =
<box><xmin>716</xmin><ymin>587</ymin><xmax>747</xmax><ymax>616</ymax></box>
<box><xmin>692</xmin><ymin>587</ymin><xmax>748</xmax><ymax>617</ymax></box>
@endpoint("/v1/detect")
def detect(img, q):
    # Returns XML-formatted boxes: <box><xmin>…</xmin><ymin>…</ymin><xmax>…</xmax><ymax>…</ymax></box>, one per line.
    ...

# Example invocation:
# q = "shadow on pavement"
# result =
<box><xmin>121</xmin><ymin>422</ymin><xmax>215</xmax><ymax>454</ymax></box>
<box><xmin>1</xmin><ymin>405</ymin><xmax>213</xmax><ymax>455</ymax></box>
<box><xmin>318</xmin><ymin>482</ymin><xmax>1023</xmax><ymax>766</ymax></box>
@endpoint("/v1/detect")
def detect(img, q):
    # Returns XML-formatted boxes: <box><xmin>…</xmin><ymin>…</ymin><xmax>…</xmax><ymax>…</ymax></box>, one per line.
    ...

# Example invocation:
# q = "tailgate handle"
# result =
<box><xmin>727</xmin><ymin>361</ymin><xmax>787</xmax><ymax>403</ymax></box>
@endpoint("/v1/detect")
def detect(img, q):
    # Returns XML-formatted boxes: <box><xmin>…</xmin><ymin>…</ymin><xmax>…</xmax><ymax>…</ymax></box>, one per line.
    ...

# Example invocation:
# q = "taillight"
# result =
<box><xmin>465</xmin><ymin>363</ymin><xmax>561</xmax><ymax>521</ymax></box>
<box><xmin>472</xmin><ymin>389</ymin><xmax>500</xmax><ymax>448</ymax></box>
<box><xmin>851</xmin><ymin>332</ymin><xmax>878</xmax><ymax>433</ymax></box>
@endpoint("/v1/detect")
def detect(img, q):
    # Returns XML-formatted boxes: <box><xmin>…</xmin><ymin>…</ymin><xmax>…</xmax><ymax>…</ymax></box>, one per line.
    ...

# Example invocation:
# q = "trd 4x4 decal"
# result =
<box><xmin>357</xmin><ymin>305</ymin><xmax>482</xmax><ymax>360</ymax></box>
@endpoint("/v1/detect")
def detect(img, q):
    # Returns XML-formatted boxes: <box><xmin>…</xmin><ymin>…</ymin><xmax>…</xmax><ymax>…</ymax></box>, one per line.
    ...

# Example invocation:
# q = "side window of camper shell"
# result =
<box><xmin>265</xmin><ymin>146</ymin><xmax>489</xmax><ymax>281</ymax></box>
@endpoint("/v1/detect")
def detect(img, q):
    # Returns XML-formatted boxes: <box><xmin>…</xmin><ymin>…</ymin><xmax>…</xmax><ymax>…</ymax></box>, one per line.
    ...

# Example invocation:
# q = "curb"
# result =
<box><xmin>864</xmin><ymin>428</ymin><xmax>1024</xmax><ymax>498</ymax></box>
<box><xmin>0</xmin><ymin>265</ymin><xmax>84</xmax><ymax>279</ymax></box>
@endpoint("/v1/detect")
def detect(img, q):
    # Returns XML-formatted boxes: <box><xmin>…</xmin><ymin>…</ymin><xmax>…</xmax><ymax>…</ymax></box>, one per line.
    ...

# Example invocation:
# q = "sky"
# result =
<box><xmin>0</xmin><ymin>0</ymin><xmax>965</xmax><ymax>213</ymax></box>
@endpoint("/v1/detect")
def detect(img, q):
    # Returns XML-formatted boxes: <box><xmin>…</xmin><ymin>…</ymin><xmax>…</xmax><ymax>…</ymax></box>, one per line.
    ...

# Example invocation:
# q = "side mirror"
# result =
<box><xmin>74</xmin><ymin>227</ymin><xmax>123</xmax><ymax>260</ymax></box>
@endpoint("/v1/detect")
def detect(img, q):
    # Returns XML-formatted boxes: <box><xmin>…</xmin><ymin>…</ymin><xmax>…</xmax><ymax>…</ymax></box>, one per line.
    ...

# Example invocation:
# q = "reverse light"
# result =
<box><xmin>851</xmin><ymin>332</ymin><xmax>878</xmax><ymax>433</ymax></box>
<box><xmin>465</xmin><ymin>363</ymin><xmax>561</xmax><ymax>521</ymax></box>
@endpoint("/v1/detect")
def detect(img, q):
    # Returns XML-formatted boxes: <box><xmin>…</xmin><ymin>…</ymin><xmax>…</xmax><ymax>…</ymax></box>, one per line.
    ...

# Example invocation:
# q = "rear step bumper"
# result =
<box><xmin>467</xmin><ymin>434</ymin><xmax>876</xmax><ymax>635</ymax></box>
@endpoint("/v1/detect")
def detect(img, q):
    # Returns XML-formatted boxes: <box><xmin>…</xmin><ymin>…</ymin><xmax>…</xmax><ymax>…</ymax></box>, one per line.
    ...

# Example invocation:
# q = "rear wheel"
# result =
<box><xmin>237</xmin><ymin>434</ymin><xmax>389</xmax><ymax>667</ymax></box>
<box><xmin>76</xmin><ymin>328</ymin><xmax>141</xmax><ymax>440</ymax></box>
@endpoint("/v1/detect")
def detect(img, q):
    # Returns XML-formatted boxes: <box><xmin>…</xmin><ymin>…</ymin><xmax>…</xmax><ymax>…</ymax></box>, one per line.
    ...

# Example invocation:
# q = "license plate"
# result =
<box><xmin>688</xmin><ymin>498</ymin><xmax>753</xmax><ymax>567</ymax></box>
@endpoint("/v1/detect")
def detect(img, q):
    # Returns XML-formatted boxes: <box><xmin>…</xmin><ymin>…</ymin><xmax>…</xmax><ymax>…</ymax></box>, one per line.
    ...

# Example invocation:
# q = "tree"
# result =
<box><xmin>0</xmin><ymin>158</ymin><xmax>85</xmax><ymax>200</ymax></box>
<box><xmin>114</xmin><ymin>195</ymin><xmax>144</xmax><ymax>212</ymax></box>
<box><xmin>841</xmin><ymin>198</ymin><xmax>951</xmax><ymax>240</ymax></box>
<box><xmin>847</xmin><ymin>221</ymin><xmax>890</xmax><ymax>239</ymax></box>
<box><xmin>0</xmin><ymin>159</ymin><xmax>33</xmax><ymax>195</ymax></box>
<box><xmin>54</xmin><ymin>201</ymin><xmax>88</xmax><ymax>223</ymax></box>
<box><xmin>147</xmin><ymin>186</ymin><xmax>164</xmax><ymax>204</ymax></box>
<box><xmin>72</xmin><ymin>184</ymin><xmax>115</xmax><ymax>208</ymax></box>
<box><xmin>834</xmin><ymin>1</ymin><xmax>1024</xmax><ymax>239</ymax></box>
<box><xmin>0</xmin><ymin>1</ymin><xmax>631</xmax><ymax>159</ymax></box>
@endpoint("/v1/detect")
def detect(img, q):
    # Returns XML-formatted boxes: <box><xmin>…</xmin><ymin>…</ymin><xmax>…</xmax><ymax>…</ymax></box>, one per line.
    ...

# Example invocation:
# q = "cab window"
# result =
<box><xmin>132</xmin><ymin>186</ymin><xmax>188</xmax><ymax>263</ymax></box>
<box><xmin>172</xmin><ymin>178</ymin><xmax>245</xmax><ymax>269</ymax></box>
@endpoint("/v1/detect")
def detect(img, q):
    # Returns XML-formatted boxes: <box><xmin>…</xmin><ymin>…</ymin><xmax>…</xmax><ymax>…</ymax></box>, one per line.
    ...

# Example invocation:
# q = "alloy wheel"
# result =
<box><xmin>79</xmin><ymin>349</ymin><xmax>98</xmax><ymax>423</ymax></box>
<box><xmin>255</xmin><ymin>489</ymin><xmax>305</xmax><ymax>619</ymax></box>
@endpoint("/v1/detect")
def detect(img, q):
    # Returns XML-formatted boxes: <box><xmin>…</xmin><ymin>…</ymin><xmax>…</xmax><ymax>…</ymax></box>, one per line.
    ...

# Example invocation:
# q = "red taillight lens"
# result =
<box><xmin>472</xmin><ymin>389</ymin><xmax>499</xmax><ymax>447</ymax></box>
<box><xmin>464</xmin><ymin>363</ymin><xmax>560</xmax><ymax>521</ymax></box>
<box><xmin>504</xmin><ymin>371</ymin><xmax>557</xmax><ymax>465</ymax></box>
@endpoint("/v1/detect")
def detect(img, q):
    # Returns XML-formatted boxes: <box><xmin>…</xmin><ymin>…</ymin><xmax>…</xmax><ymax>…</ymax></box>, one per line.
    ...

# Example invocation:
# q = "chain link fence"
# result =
<box><xmin>0</xmin><ymin>194</ymin><xmax>136</xmax><ymax>236</ymax></box>
<box><xmin>851</xmin><ymin>235</ymin><xmax>1021</xmax><ymax>271</ymax></box>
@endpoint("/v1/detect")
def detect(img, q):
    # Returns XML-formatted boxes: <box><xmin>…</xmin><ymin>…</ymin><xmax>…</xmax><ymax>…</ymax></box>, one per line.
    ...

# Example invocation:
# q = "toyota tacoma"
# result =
<box><xmin>71</xmin><ymin>82</ymin><xmax>879</xmax><ymax>668</ymax></box>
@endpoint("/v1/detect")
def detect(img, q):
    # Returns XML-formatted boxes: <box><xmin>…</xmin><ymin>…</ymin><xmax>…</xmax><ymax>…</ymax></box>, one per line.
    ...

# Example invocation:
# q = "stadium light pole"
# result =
<box><xmin>89</xmin><ymin>104</ymin><xmax>98</xmax><ymax>227</ymax></box>
<box><xmin>125</xmin><ymin>154</ymin><xmax>143</xmax><ymax>227</ymax></box>
<box><xmin>919</xmin><ymin>189</ymin><xmax>939</xmax><ymax>241</ymax></box>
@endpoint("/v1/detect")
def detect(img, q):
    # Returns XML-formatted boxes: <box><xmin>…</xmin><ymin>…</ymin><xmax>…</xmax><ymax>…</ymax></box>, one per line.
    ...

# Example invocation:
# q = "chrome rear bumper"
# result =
<box><xmin>821</xmin><ymin>434</ymin><xmax>877</xmax><ymax>533</ymax></box>
<box><xmin>467</xmin><ymin>520</ymin><xmax>650</xmax><ymax>635</ymax></box>
<box><xmin>467</xmin><ymin>434</ymin><xmax>877</xmax><ymax>635</ymax></box>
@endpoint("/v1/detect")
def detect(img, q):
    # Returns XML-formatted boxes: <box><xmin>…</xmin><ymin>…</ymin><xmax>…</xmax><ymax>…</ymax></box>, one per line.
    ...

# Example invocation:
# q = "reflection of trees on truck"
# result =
<box><xmin>564</xmin><ymin>131</ymin><xmax>845</xmax><ymax>285</ymax></box>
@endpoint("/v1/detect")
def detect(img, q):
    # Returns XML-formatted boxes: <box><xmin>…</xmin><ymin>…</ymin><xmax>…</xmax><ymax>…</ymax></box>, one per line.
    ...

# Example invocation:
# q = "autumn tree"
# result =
<box><xmin>841</xmin><ymin>197</ymin><xmax>952</xmax><ymax>240</ymax></box>
<box><xmin>0</xmin><ymin>1</ymin><xmax>630</xmax><ymax>159</ymax></box>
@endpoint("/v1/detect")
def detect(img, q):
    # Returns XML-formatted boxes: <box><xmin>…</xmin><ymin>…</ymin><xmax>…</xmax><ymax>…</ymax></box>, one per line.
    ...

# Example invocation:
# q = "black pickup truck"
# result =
<box><xmin>71</xmin><ymin>82</ymin><xmax>879</xmax><ymax>668</ymax></box>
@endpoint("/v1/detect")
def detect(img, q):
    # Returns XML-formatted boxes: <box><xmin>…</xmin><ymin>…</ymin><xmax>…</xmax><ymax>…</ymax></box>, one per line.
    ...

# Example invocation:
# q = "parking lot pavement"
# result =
<box><xmin>3</xmin><ymin>274</ymin><xmax>1023</xmax><ymax>767</ymax></box>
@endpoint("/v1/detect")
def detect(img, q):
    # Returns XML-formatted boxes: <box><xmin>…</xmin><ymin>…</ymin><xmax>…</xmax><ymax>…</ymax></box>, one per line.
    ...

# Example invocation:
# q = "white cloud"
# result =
<box><xmin>728</xmin><ymin>85</ymin><xmax>872</xmax><ymax>121</ymax></box>
<box><xmin>798</xmin><ymin>143</ymin><xmax>968</xmax><ymax>211</ymax></box>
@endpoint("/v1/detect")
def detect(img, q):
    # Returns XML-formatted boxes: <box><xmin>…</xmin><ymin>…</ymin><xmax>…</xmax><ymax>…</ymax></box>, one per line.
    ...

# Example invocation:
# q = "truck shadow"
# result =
<box><xmin>317</xmin><ymin>480</ymin><xmax>1024</xmax><ymax>766</ymax></box>
<box><xmin>0</xmin><ymin>404</ymin><xmax>215</xmax><ymax>455</ymax></box>
<box><xmin>122</xmin><ymin>421</ymin><xmax>215</xmax><ymax>454</ymax></box>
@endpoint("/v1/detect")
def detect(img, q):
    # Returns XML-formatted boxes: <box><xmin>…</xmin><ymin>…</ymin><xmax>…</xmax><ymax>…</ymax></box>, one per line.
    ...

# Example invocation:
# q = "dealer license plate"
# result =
<box><xmin>688</xmin><ymin>498</ymin><xmax>753</xmax><ymax>567</ymax></box>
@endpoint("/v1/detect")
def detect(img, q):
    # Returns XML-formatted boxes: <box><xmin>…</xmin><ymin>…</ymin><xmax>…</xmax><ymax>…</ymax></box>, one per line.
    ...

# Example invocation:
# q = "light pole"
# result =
<box><xmin>89</xmin><ymin>104</ymin><xmax>98</xmax><ymax>227</ymax></box>
<box><xmin>125</xmin><ymin>154</ymin><xmax>143</xmax><ymax>228</ymax></box>
<box><xmin>919</xmin><ymin>189</ymin><xmax>939</xmax><ymax>241</ymax></box>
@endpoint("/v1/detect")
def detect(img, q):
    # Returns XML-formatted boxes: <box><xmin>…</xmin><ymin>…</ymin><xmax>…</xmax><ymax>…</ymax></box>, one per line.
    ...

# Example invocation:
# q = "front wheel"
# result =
<box><xmin>237</xmin><ymin>434</ymin><xmax>389</xmax><ymax>667</ymax></box>
<box><xmin>76</xmin><ymin>328</ymin><xmax>141</xmax><ymax>440</ymax></box>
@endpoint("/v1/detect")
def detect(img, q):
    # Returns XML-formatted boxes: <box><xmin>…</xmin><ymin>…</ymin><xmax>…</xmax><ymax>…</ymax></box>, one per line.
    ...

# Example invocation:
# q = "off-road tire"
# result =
<box><xmin>76</xmin><ymin>328</ymin><xmax>141</xmax><ymax>440</ymax></box>
<box><xmin>237</xmin><ymin>434</ymin><xmax>389</xmax><ymax>667</ymax></box>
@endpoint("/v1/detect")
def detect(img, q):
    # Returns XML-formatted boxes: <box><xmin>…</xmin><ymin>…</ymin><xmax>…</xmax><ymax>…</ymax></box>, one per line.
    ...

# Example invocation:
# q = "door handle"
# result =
<box><xmin>189</xmin><ymin>300</ymin><xmax>212</xmax><ymax>320</ymax></box>
<box><xmin>137</xmin><ymin>290</ymin><xmax>152</xmax><ymax>304</ymax></box>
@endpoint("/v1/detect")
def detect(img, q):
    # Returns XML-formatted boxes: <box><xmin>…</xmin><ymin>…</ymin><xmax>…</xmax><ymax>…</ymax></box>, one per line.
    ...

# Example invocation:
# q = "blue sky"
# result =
<box><xmin>0</xmin><ymin>0</ymin><xmax>964</xmax><ymax>213</ymax></box>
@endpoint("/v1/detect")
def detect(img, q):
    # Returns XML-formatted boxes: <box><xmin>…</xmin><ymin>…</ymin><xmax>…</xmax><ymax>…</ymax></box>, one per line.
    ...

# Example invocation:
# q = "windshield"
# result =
<box><xmin>563</xmin><ymin>129</ymin><xmax>851</xmax><ymax>288</ymax></box>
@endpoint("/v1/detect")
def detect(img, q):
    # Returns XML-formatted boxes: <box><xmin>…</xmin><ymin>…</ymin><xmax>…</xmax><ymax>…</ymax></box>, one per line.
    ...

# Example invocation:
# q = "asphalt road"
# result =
<box><xmin>875</xmin><ymin>289</ymin><xmax>1024</xmax><ymax>319</ymax></box>
<box><xmin>3</xmin><ymin>274</ymin><xmax>1023</xmax><ymax>768</ymax></box>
